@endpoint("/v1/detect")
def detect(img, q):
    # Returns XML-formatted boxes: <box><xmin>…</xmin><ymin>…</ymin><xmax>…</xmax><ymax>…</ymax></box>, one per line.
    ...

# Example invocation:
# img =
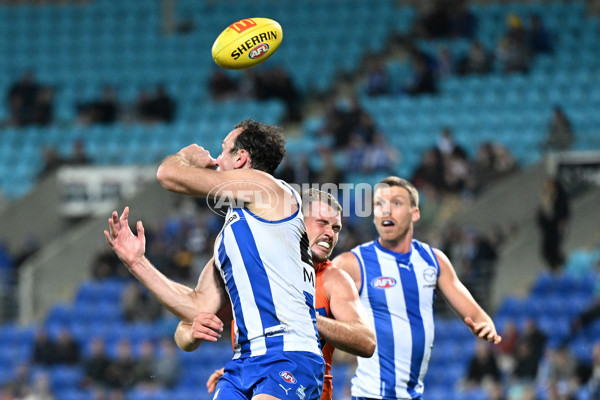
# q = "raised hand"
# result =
<box><xmin>206</xmin><ymin>367</ymin><xmax>225</xmax><ymax>393</ymax></box>
<box><xmin>190</xmin><ymin>312</ymin><xmax>224</xmax><ymax>342</ymax></box>
<box><xmin>103</xmin><ymin>206</ymin><xmax>146</xmax><ymax>267</ymax></box>
<box><xmin>178</xmin><ymin>144</ymin><xmax>217</xmax><ymax>169</ymax></box>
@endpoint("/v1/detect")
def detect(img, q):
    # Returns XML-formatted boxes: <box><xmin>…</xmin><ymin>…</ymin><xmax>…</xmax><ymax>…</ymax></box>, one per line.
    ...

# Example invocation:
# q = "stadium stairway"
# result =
<box><xmin>434</xmin><ymin>160</ymin><xmax>600</xmax><ymax>310</ymax></box>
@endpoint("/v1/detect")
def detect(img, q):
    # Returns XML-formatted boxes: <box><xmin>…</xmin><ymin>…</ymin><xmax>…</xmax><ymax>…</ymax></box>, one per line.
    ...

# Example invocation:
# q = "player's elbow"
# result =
<box><xmin>354</xmin><ymin>328</ymin><xmax>376</xmax><ymax>358</ymax></box>
<box><xmin>361</xmin><ymin>331</ymin><xmax>376</xmax><ymax>358</ymax></box>
<box><xmin>157</xmin><ymin>164</ymin><xmax>181</xmax><ymax>192</ymax></box>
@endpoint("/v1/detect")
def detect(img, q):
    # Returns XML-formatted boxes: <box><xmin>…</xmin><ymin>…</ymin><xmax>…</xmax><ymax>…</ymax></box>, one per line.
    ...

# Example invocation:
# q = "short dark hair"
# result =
<box><xmin>376</xmin><ymin>176</ymin><xmax>419</xmax><ymax>208</ymax></box>
<box><xmin>232</xmin><ymin>119</ymin><xmax>286</xmax><ymax>175</ymax></box>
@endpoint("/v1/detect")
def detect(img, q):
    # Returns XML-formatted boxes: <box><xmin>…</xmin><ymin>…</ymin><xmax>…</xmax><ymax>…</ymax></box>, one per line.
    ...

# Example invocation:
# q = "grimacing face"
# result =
<box><xmin>373</xmin><ymin>185</ymin><xmax>419</xmax><ymax>243</ymax></box>
<box><xmin>304</xmin><ymin>201</ymin><xmax>342</xmax><ymax>263</ymax></box>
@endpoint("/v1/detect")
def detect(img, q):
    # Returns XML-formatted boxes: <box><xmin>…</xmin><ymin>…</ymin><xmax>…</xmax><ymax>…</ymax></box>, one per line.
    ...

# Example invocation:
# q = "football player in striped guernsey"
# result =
<box><xmin>332</xmin><ymin>176</ymin><xmax>501</xmax><ymax>400</ymax></box>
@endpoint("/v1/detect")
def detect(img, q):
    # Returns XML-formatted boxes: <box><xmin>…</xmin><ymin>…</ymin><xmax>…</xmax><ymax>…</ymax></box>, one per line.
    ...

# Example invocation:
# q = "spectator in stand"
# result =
<box><xmin>208</xmin><ymin>69</ymin><xmax>239</xmax><ymax>101</ymax></box>
<box><xmin>153</xmin><ymin>338</ymin><xmax>180</xmax><ymax>388</ymax></box>
<box><xmin>30</xmin><ymin>86</ymin><xmax>54</xmax><ymax>126</ymax></box>
<box><xmin>76</xmin><ymin>85</ymin><xmax>119</xmax><ymax>126</ymax></box>
<box><xmin>253</xmin><ymin>66</ymin><xmax>302</xmax><ymax>122</ymax></box>
<box><xmin>444</xmin><ymin>146</ymin><xmax>473</xmax><ymax>195</ymax></box>
<box><xmin>537</xmin><ymin>345</ymin><xmax>580</xmax><ymax>398</ymax></box>
<box><xmin>536</xmin><ymin>178</ymin><xmax>570</xmax><ymax>272</ymax></box>
<box><xmin>436</xmin><ymin>46</ymin><xmax>455</xmax><ymax>78</ymax></box>
<box><xmin>528</xmin><ymin>13</ymin><xmax>553</xmax><ymax>55</ymax></box>
<box><xmin>364</xmin><ymin>56</ymin><xmax>391</xmax><ymax>96</ymax></box>
<box><xmin>511</xmin><ymin>318</ymin><xmax>547</xmax><ymax>383</ymax></box>
<box><xmin>415</xmin><ymin>2</ymin><xmax>451</xmax><ymax>39</ymax></box>
<box><xmin>544</xmin><ymin>106</ymin><xmax>574</xmax><ymax>152</ymax></box>
<box><xmin>38</xmin><ymin>146</ymin><xmax>65</xmax><ymax>180</ymax></box>
<box><xmin>473</xmin><ymin>142</ymin><xmax>518</xmax><ymax>193</ymax></box>
<box><xmin>412</xmin><ymin>148</ymin><xmax>447</xmax><ymax>192</ymax></box>
<box><xmin>81</xmin><ymin>338</ymin><xmax>111</xmax><ymax>390</ymax></box>
<box><xmin>436</xmin><ymin>127</ymin><xmax>459</xmax><ymax>157</ymax></box>
<box><xmin>464</xmin><ymin>341</ymin><xmax>502</xmax><ymax>387</ymax></box>
<box><xmin>105</xmin><ymin>339</ymin><xmax>138</xmax><ymax>390</ymax></box>
<box><xmin>318</xmin><ymin>95</ymin><xmax>373</xmax><ymax>148</ymax></box>
<box><xmin>52</xmin><ymin>328</ymin><xmax>80</xmax><ymax>365</ymax></box>
<box><xmin>458</xmin><ymin>40</ymin><xmax>494</xmax><ymax>75</ymax></box>
<box><xmin>404</xmin><ymin>50</ymin><xmax>437</xmax><ymax>95</ymax></box>
<box><xmin>315</xmin><ymin>147</ymin><xmax>345</xmax><ymax>187</ymax></box>
<box><xmin>32</xmin><ymin>328</ymin><xmax>55</xmax><ymax>366</ymax></box>
<box><xmin>1</xmin><ymin>364</ymin><xmax>34</xmax><ymax>399</ymax></box>
<box><xmin>497</xmin><ymin>319</ymin><xmax>520</xmax><ymax>358</ymax></box>
<box><xmin>512</xmin><ymin>341</ymin><xmax>542</xmax><ymax>383</ymax></box>
<box><xmin>448</xmin><ymin>0</ymin><xmax>477</xmax><ymax>39</ymax></box>
<box><xmin>121</xmin><ymin>281</ymin><xmax>163</xmax><ymax>323</ymax></box>
<box><xmin>344</xmin><ymin>133</ymin><xmax>367</xmax><ymax>174</ymax></box>
<box><xmin>25</xmin><ymin>372</ymin><xmax>54</xmax><ymax>400</ymax></box>
<box><xmin>4</xmin><ymin>70</ymin><xmax>45</xmax><ymax>127</ymax></box>
<box><xmin>276</xmin><ymin>153</ymin><xmax>317</xmax><ymax>187</ymax></box>
<box><xmin>136</xmin><ymin>84</ymin><xmax>176</xmax><ymax>124</ymax></box>
<box><xmin>134</xmin><ymin>340</ymin><xmax>159</xmax><ymax>389</ymax></box>
<box><xmin>496</xmin><ymin>14</ymin><xmax>531</xmax><ymax>74</ymax></box>
<box><xmin>361</xmin><ymin>132</ymin><xmax>400</xmax><ymax>174</ymax></box>
<box><xmin>90</xmin><ymin>247</ymin><xmax>123</xmax><ymax>280</ymax></box>
<box><xmin>65</xmin><ymin>139</ymin><xmax>92</xmax><ymax>166</ymax></box>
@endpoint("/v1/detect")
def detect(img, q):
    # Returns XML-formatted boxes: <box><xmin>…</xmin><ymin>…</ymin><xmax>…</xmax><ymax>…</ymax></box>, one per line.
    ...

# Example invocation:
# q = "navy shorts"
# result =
<box><xmin>214</xmin><ymin>351</ymin><xmax>325</xmax><ymax>400</ymax></box>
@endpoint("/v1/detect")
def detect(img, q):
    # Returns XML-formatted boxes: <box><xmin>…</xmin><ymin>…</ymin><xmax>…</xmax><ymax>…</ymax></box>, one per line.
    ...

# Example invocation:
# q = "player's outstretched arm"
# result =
<box><xmin>317</xmin><ymin>266</ymin><xmax>375</xmax><ymax>358</ymax></box>
<box><xmin>434</xmin><ymin>248</ymin><xmax>502</xmax><ymax>344</ymax></box>
<box><xmin>104</xmin><ymin>207</ymin><xmax>227</xmax><ymax>323</ymax></box>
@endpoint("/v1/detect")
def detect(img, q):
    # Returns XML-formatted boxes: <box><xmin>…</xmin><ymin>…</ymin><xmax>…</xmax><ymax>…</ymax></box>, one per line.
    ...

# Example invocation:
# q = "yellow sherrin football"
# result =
<box><xmin>212</xmin><ymin>17</ymin><xmax>283</xmax><ymax>70</ymax></box>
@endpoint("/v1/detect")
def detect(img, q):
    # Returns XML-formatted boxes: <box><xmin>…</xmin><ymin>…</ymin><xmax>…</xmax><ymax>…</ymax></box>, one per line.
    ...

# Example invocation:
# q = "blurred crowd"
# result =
<box><xmin>364</xmin><ymin>3</ymin><xmax>554</xmax><ymax>98</ymax></box>
<box><xmin>1</xmin><ymin>332</ymin><xmax>181</xmax><ymax>400</ymax></box>
<box><xmin>0</xmin><ymin>0</ymin><xmax>594</xmax><ymax>399</ymax></box>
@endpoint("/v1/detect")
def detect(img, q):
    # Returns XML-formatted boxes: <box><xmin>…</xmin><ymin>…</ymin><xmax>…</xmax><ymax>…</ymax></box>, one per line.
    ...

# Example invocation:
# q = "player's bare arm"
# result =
<box><xmin>317</xmin><ymin>266</ymin><xmax>375</xmax><ymax>357</ymax></box>
<box><xmin>157</xmin><ymin>149</ymin><xmax>297</xmax><ymax>220</ymax></box>
<box><xmin>331</xmin><ymin>251</ymin><xmax>363</xmax><ymax>292</ymax></box>
<box><xmin>104</xmin><ymin>206</ymin><xmax>228</xmax><ymax>323</ymax></box>
<box><xmin>434</xmin><ymin>248</ymin><xmax>502</xmax><ymax>344</ymax></box>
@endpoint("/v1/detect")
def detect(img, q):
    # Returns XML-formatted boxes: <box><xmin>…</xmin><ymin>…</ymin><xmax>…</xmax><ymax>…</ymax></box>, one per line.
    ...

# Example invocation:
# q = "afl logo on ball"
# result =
<box><xmin>279</xmin><ymin>371</ymin><xmax>297</xmax><ymax>384</ymax></box>
<box><xmin>371</xmin><ymin>276</ymin><xmax>397</xmax><ymax>289</ymax></box>
<box><xmin>249</xmin><ymin>43</ymin><xmax>269</xmax><ymax>59</ymax></box>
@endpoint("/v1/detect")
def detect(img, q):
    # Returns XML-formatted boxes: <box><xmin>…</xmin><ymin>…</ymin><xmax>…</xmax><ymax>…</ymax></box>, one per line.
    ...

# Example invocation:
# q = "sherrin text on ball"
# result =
<box><xmin>211</xmin><ymin>17</ymin><xmax>283</xmax><ymax>70</ymax></box>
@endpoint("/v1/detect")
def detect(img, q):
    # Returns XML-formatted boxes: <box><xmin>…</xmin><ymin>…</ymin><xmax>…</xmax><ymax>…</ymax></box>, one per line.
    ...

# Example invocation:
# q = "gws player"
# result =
<box><xmin>178</xmin><ymin>189</ymin><xmax>376</xmax><ymax>399</ymax></box>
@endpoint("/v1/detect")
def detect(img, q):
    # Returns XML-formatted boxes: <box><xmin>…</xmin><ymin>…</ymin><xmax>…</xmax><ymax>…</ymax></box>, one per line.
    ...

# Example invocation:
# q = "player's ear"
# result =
<box><xmin>412</xmin><ymin>206</ymin><xmax>420</xmax><ymax>223</ymax></box>
<box><xmin>235</xmin><ymin>149</ymin><xmax>249</xmax><ymax>169</ymax></box>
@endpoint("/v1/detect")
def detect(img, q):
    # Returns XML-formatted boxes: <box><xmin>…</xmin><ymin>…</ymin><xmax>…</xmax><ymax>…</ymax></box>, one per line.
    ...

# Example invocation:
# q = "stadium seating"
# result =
<box><xmin>0</xmin><ymin>0</ymin><xmax>599</xmax><ymax>399</ymax></box>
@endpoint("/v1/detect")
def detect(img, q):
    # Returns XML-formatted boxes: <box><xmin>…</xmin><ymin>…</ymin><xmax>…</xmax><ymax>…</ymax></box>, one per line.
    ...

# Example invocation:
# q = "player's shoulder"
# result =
<box><xmin>331</xmin><ymin>251</ymin><xmax>360</xmax><ymax>269</ymax></box>
<box><xmin>322</xmin><ymin>263</ymin><xmax>352</xmax><ymax>281</ymax></box>
<box><xmin>321</xmin><ymin>262</ymin><xmax>359</xmax><ymax>295</ymax></box>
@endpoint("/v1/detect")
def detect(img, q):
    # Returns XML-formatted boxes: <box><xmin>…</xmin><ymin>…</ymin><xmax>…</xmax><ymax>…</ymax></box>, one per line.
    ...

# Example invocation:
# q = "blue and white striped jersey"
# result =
<box><xmin>350</xmin><ymin>239</ymin><xmax>440</xmax><ymax>399</ymax></box>
<box><xmin>213</xmin><ymin>185</ymin><xmax>322</xmax><ymax>360</ymax></box>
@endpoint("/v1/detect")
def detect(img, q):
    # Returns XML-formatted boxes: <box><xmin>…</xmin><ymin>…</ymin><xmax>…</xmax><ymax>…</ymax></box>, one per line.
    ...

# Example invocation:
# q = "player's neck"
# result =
<box><xmin>377</xmin><ymin>232</ymin><xmax>412</xmax><ymax>254</ymax></box>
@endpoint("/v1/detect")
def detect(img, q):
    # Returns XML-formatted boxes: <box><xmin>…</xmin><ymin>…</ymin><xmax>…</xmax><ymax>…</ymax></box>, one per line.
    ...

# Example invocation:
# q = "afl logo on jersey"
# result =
<box><xmin>279</xmin><ymin>371</ymin><xmax>297</xmax><ymax>384</ymax></box>
<box><xmin>371</xmin><ymin>276</ymin><xmax>397</xmax><ymax>289</ymax></box>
